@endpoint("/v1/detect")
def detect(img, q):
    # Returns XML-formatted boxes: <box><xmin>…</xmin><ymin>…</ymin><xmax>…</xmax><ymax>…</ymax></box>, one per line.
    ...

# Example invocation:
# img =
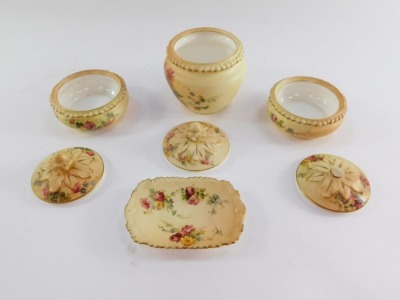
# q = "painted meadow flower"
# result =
<box><xmin>86</xmin><ymin>151</ymin><xmax>95</xmax><ymax>156</ymax></box>
<box><xmin>153</xmin><ymin>191</ymin><xmax>165</xmax><ymax>202</ymax></box>
<box><xmin>201</xmin><ymin>159</ymin><xmax>209</xmax><ymax>165</ymax></box>
<box><xmin>169</xmin><ymin>233</ymin><xmax>182</xmax><ymax>242</ymax></box>
<box><xmin>307</xmin><ymin>156</ymin><xmax>364</xmax><ymax>199</ymax></box>
<box><xmin>140</xmin><ymin>198</ymin><xmax>151</xmax><ymax>210</ymax></box>
<box><xmin>154</xmin><ymin>201</ymin><xmax>164</xmax><ymax>210</ymax></box>
<box><xmin>83</xmin><ymin>121</ymin><xmax>96</xmax><ymax>129</ymax></box>
<box><xmin>181</xmin><ymin>225</ymin><xmax>195</xmax><ymax>236</ymax></box>
<box><xmin>152</xmin><ymin>191</ymin><xmax>165</xmax><ymax>209</ymax></box>
<box><xmin>360</xmin><ymin>175</ymin><xmax>370</xmax><ymax>187</ymax></box>
<box><xmin>187</xmin><ymin>196</ymin><xmax>200</xmax><ymax>205</ymax></box>
<box><xmin>349</xmin><ymin>193</ymin><xmax>365</xmax><ymax>209</ymax></box>
<box><xmin>42</xmin><ymin>187</ymin><xmax>49</xmax><ymax>197</ymax></box>
<box><xmin>186</xmin><ymin>186</ymin><xmax>195</xmax><ymax>197</ymax></box>
<box><xmin>71</xmin><ymin>182</ymin><xmax>82</xmax><ymax>193</ymax></box>
<box><xmin>40</xmin><ymin>148</ymin><xmax>93</xmax><ymax>193</ymax></box>
<box><xmin>180</xmin><ymin>236</ymin><xmax>195</xmax><ymax>247</ymax></box>
<box><xmin>165</xmin><ymin>68</ymin><xmax>174</xmax><ymax>82</ymax></box>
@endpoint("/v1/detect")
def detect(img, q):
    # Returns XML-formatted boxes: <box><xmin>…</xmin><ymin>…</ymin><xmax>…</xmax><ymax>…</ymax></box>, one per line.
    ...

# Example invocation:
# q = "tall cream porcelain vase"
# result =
<box><xmin>164</xmin><ymin>27</ymin><xmax>246</xmax><ymax>114</ymax></box>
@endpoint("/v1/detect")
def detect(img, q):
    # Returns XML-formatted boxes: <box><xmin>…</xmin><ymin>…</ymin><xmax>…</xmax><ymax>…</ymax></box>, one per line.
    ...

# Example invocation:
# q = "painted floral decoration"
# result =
<box><xmin>165</xmin><ymin>224</ymin><xmax>205</xmax><ymax>247</ymax></box>
<box><xmin>164</xmin><ymin>63</ymin><xmax>218</xmax><ymax>111</ymax></box>
<box><xmin>140</xmin><ymin>189</ymin><xmax>180</xmax><ymax>216</ymax></box>
<box><xmin>156</xmin><ymin>221</ymin><xmax>223</xmax><ymax>247</ymax></box>
<box><xmin>165</xmin><ymin>67</ymin><xmax>175</xmax><ymax>82</ymax></box>
<box><xmin>139</xmin><ymin>185</ymin><xmax>228</xmax><ymax>217</ymax></box>
<box><xmin>269</xmin><ymin>112</ymin><xmax>296</xmax><ymax>136</ymax></box>
<box><xmin>68</xmin><ymin>112</ymin><xmax>117</xmax><ymax>130</ymax></box>
<box><xmin>181</xmin><ymin>186</ymin><xmax>205</xmax><ymax>206</ymax></box>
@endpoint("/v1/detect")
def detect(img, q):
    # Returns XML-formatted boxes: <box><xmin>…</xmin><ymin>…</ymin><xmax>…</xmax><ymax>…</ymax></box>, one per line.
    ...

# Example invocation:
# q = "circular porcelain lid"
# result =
<box><xmin>296</xmin><ymin>154</ymin><xmax>371</xmax><ymax>212</ymax></box>
<box><xmin>31</xmin><ymin>147</ymin><xmax>104</xmax><ymax>203</ymax></box>
<box><xmin>162</xmin><ymin>121</ymin><xmax>229</xmax><ymax>171</ymax></box>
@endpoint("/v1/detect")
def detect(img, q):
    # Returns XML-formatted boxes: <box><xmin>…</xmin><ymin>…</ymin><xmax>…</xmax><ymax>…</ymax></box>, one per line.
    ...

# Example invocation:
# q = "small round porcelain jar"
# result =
<box><xmin>164</xmin><ymin>27</ymin><xmax>246</xmax><ymax>114</ymax></box>
<box><xmin>267</xmin><ymin>76</ymin><xmax>347</xmax><ymax>139</ymax></box>
<box><xmin>50</xmin><ymin>70</ymin><xmax>128</xmax><ymax>131</ymax></box>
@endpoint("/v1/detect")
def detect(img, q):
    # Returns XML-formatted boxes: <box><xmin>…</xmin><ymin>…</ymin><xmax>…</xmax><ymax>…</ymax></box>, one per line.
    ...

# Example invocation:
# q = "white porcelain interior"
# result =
<box><xmin>174</xmin><ymin>31</ymin><xmax>237</xmax><ymax>63</ymax></box>
<box><xmin>277</xmin><ymin>81</ymin><xmax>339</xmax><ymax>119</ymax></box>
<box><xmin>58</xmin><ymin>74</ymin><xmax>120</xmax><ymax>110</ymax></box>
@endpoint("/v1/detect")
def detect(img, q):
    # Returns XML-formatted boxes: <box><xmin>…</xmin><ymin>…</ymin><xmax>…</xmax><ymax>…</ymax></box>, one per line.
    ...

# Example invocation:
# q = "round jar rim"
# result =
<box><xmin>269</xmin><ymin>76</ymin><xmax>347</xmax><ymax>126</ymax></box>
<box><xmin>166</xmin><ymin>27</ymin><xmax>244</xmax><ymax>72</ymax></box>
<box><xmin>50</xmin><ymin>69</ymin><xmax>126</xmax><ymax>118</ymax></box>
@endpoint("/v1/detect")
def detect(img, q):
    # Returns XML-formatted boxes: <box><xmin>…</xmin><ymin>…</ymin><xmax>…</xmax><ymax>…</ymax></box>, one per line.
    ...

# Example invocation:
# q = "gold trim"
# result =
<box><xmin>166</xmin><ymin>27</ymin><xmax>244</xmax><ymax>73</ymax></box>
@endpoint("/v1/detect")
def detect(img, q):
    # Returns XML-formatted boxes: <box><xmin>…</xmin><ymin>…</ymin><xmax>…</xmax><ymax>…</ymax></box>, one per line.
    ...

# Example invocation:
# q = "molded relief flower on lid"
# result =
<box><xmin>296</xmin><ymin>154</ymin><xmax>371</xmax><ymax>212</ymax></box>
<box><xmin>162</xmin><ymin>121</ymin><xmax>229</xmax><ymax>171</ymax></box>
<box><xmin>31</xmin><ymin>147</ymin><xmax>104</xmax><ymax>203</ymax></box>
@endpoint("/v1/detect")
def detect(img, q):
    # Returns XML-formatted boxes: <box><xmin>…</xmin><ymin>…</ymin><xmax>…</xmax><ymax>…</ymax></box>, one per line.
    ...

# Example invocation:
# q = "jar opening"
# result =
<box><xmin>277</xmin><ymin>81</ymin><xmax>339</xmax><ymax>119</ymax></box>
<box><xmin>174</xmin><ymin>31</ymin><xmax>237</xmax><ymax>64</ymax></box>
<box><xmin>58</xmin><ymin>74</ymin><xmax>120</xmax><ymax>111</ymax></box>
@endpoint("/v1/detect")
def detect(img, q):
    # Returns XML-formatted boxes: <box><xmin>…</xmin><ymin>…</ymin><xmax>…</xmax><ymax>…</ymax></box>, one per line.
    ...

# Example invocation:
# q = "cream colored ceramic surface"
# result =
<box><xmin>50</xmin><ymin>69</ymin><xmax>129</xmax><ymax>130</ymax></box>
<box><xmin>267</xmin><ymin>76</ymin><xmax>347</xmax><ymax>139</ymax></box>
<box><xmin>296</xmin><ymin>154</ymin><xmax>371</xmax><ymax>212</ymax></box>
<box><xmin>162</xmin><ymin>121</ymin><xmax>229</xmax><ymax>171</ymax></box>
<box><xmin>165</xmin><ymin>27</ymin><xmax>246</xmax><ymax>114</ymax></box>
<box><xmin>31</xmin><ymin>147</ymin><xmax>104</xmax><ymax>203</ymax></box>
<box><xmin>125</xmin><ymin>177</ymin><xmax>246</xmax><ymax>248</ymax></box>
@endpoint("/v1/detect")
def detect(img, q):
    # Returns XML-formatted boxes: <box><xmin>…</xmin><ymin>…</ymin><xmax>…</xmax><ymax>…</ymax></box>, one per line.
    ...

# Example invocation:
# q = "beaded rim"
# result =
<box><xmin>50</xmin><ymin>69</ymin><xmax>127</xmax><ymax>118</ymax></box>
<box><xmin>166</xmin><ymin>27</ymin><xmax>244</xmax><ymax>73</ymax></box>
<box><xmin>269</xmin><ymin>76</ymin><xmax>347</xmax><ymax>126</ymax></box>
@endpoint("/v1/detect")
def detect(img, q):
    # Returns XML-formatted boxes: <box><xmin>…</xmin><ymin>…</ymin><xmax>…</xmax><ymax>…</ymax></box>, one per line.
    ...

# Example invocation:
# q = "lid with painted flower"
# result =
<box><xmin>296</xmin><ymin>154</ymin><xmax>371</xmax><ymax>212</ymax></box>
<box><xmin>31</xmin><ymin>147</ymin><xmax>104</xmax><ymax>203</ymax></box>
<box><xmin>162</xmin><ymin>121</ymin><xmax>230</xmax><ymax>171</ymax></box>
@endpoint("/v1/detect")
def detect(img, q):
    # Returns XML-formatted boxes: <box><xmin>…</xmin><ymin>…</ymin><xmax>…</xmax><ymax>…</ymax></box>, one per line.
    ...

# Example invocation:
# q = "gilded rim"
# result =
<box><xmin>166</xmin><ymin>27</ymin><xmax>244</xmax><ymax>72</ymax></box>
<box><xmin>50</xmin><ymin>69</ymin><xmax>127</xmax><ymax>119</ymax></box>
<box><xmin>269</xmin><ymin>76</ymin><xmax>347</xmax><ymax>126</ymax></box>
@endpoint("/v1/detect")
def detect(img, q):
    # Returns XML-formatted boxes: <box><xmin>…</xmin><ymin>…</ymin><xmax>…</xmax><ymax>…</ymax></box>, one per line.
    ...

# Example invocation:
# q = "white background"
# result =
<box><xmin>1</xmin><ymin>1</ymin><xmax>400</xmax><ymax>299</ymax></box>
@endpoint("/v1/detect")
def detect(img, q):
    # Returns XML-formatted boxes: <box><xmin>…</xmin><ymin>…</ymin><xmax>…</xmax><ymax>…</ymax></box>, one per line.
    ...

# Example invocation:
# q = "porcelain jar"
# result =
<box><xmin>164</xmin><ymin>27</ymin><xmax>246</xmax><ymax>114</ymax></box>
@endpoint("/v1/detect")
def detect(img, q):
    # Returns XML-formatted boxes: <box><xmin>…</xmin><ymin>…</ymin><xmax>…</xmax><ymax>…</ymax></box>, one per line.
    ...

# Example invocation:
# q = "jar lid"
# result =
<box><xmin>296</xmin><ymin>154</ymin><xmax>371</xmax><ymax>212</ymax></box>
<box><xmin>31</xmin><ymin>147</ymin><xmax>104</xmax><ymax>203</ymax></box>
<box><xmin>162</xmin><ymin>121</ymin><xmax>229</xmax><ymax>171</ymax></box>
